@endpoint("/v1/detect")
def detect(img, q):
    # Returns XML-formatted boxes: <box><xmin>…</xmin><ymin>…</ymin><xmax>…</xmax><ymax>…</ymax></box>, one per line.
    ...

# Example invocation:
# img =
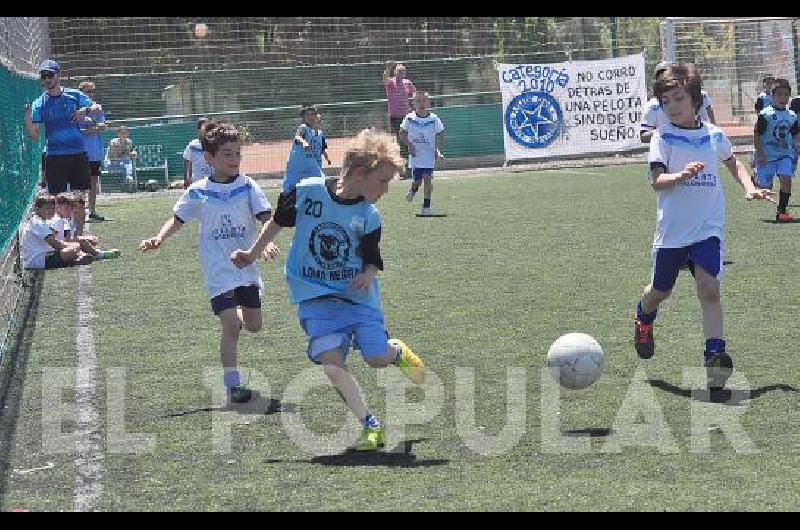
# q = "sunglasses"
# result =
<box><xmin>40</xmin><ymin>72</ymin><xmax>55</xmax><ymax>79</ymax></box>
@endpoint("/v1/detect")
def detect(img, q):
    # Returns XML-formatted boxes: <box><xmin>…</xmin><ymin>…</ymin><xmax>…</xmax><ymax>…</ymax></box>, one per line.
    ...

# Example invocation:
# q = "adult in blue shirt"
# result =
<box><xmin>24</xmin><ymin>59</ymin><xmax>102</xmax><ymax>237</ymax></box>
<box><xmin>79</xmin><ymin>80</ymin><xmax>107</xmax><ymax>221</ymax></box>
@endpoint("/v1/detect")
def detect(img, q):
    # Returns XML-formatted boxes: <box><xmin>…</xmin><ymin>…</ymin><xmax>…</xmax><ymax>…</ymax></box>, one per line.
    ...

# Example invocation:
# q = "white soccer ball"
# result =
<box><xmin>146</xmin><ymin>179</ymin><xmax>160</xmax><ymax>192</ymax></box>
<box><xmin>546</xmin><ymin>332</ymin><xmax>604</xmax><ymax>390</ymax></box>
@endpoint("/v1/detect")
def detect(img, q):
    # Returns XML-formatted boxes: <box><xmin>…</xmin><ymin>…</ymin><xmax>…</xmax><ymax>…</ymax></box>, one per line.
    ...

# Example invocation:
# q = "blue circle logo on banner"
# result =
<box><xmin>505</xmin><ymin>91</ymin><xmax>563</xmax><ymax>148</ymax></box>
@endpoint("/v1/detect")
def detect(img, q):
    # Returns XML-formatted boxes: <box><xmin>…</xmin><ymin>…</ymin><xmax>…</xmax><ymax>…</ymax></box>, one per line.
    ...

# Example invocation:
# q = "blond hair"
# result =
<box><xmin>78</xmin><ymin>80</ymin><xmax>95</xmax><ymax>92</ymax></box>
<box><xmin>341</xmin><ymin>129</ymin><xmax>404</xmax><ymax>180</ymax></box>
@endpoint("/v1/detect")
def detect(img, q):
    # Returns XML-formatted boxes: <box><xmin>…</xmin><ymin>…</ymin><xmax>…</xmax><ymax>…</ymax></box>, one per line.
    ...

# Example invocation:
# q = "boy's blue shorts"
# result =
<box><xmin>412</xmin><ymin>168</ymin><xmax>434</xmax><ymax>182</ymax></box>
<box><xmin>651</xmin><ymin>236</ymin><xmax>723</xmax><ymax>292</ymax></box>
<box><xmin>756</xmin><ymin>157</ymin><xmax>794</xmax><ymax>188</ymax></box>
<box><xmin>298</xmin><ymin>297</ymin><xmax>389</xmax><ymax>364</ymax></box>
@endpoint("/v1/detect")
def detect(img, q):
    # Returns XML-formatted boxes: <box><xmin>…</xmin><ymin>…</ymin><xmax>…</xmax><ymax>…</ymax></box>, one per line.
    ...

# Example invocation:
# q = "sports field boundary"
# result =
<box><xmin>0</xmin><ymin>270</ymin><xmax>44</xmax><ymax>507</ymax></box>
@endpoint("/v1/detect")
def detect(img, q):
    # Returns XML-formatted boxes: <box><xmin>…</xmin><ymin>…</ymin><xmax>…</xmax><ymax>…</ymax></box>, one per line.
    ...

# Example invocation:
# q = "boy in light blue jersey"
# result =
<box><xmin>140</xmin><ymin>120</ymin><xmax>280</xmax><ymax>405</ymax></box>
<box><xmin>400</xmin><ymin>91</ymin><xmax>445</xmax><ymax>216</ymax></box>
<box><xmin>282</xmin><ymin>103</ymin><xmax>326</xmax><ymax>193</ymax></box>
<box><xmin>232</xmin><ymin>129</ymin><xmax>425</xmax><ymax>451</ymax></box>
<box><xmin>79</xmin><ymin>80</ymin><xmax>107</xmax><ymax>221</ymax></box>
<box><xmin>790</xmin><ymin>95</ymin><xmax>800</xmax><ymax>176</ymax></box>
<box><xmin>753</xmin><ymin>78</ymin><xmax>800</xmax><ymax>222</ymax></box>
<box><xmin>754</xmin><ymin>75</ymin><xmax>775</xmax><ymax>113</ymax></box>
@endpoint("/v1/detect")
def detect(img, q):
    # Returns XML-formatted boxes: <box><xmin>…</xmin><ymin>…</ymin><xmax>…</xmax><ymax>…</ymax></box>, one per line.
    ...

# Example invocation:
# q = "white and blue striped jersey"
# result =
<box><xmin>648</xmin><ymin>122</ymin><xmax>734</xmax><ymax>249</ymax></box>
<box><xmin>173</xmin><ymin>174</ymin><xmax>271</xmax><ymax>298</ymax></box>
<box><xmin>400</xmin><ymin>111</ymin><xmax>444</xmax><ymax>169</ymax></box>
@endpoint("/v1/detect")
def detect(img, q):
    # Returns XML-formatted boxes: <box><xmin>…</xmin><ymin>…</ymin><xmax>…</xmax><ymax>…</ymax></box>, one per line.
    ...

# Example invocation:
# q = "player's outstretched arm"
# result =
<box><xmin>650</xmin><ymin>161</ymin><xmax>704</xmax><ymax>191</ymax></box>
<box><xmin>139</xmin><ymin>216</ymin><xmax>182</xmax><ymax>252</ymax></box>
<box><xmin>231</xmin><ymin>218</ymin><xmax>283</xmax><ymax>268</ymax></box>
<box><xmin>382</xmin><ymin>61</ymin><xmax>396</xmax><ymax>85</ymax></box>
<box><xmin>723</xmin><ymin>156</ymin><xmax>775</xmax><ymax>203</ymax></box>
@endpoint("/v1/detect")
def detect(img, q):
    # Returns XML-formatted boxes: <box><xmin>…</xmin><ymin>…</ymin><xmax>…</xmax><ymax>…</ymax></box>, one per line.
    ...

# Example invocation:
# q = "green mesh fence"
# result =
<box><xmin>0</xmin><ymin>64</ymin><xmax>44</xmax><ymax>360</ymax></box>
<box><xmin>0</xmin><ymin>65</ymin><xmax>43</xmax><ymax>254</ymax></box>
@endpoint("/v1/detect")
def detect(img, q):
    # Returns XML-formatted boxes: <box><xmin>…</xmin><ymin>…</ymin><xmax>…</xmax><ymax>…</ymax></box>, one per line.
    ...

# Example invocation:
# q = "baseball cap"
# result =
<box><xmin>38</xmin><ymin>59</ymin><xmax>60</xmax><ymax>74</ymax></box>
<box><xmin>653</xmin><ymin>61</ymin><xmax>674</xmax><ymax>76</ymax></box>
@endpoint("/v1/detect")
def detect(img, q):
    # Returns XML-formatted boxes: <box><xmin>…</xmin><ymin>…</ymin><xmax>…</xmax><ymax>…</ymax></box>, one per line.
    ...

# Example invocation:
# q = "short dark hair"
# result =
<box><xmin>34</xmin><ymin>192</ymin><xmax>55</xmax><ymax>208</ymax></box>
<box><xmin>771</xmin><ymin>78</ymin><xmax>792</xmax><ymax>95</ymax></box>
<box><xmin>55</xmin><ymin>192</ymin><xmax>73</xmax><ymax>206</ymax></box>
<box><xmin>654</xmin><ymin>63</ymin><xmax>704</xmax><ymax>113</ymax></box>
<box><xmin>197</xmin><ymin>116</ymin><xmax>210</xmax><ymax>131</ymax></box>
<box><xmin>299</xmin><ymin>103</ymin><xmax>317</xmax><ymax>116</ymax></box>
<box><xmin>199</xmin><ymin>119</ymin><xmax>241</xmax><ymax>155</ymax></box>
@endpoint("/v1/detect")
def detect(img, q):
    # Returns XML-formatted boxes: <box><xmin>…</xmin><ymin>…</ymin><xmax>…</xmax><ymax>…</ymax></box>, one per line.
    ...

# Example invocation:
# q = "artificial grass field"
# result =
<box><xmin>2</xmin><ymin>164</ymin><xmax>800</xmax><ymax>511</ymax></box>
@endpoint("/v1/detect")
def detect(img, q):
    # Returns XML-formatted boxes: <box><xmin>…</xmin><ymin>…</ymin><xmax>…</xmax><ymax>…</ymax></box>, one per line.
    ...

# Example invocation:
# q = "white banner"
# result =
<box><xmin>497</xmin><ymin>53</ymin><xmax>647</xmax><ymax>161</ymax></box>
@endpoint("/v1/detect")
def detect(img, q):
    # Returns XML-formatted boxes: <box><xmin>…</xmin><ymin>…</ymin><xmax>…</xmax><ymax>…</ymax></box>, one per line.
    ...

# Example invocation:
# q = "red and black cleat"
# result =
<box><xmin>634</xmin><ymin>318</ymin><xmax>655</xmax><ymax>359</ymax></box>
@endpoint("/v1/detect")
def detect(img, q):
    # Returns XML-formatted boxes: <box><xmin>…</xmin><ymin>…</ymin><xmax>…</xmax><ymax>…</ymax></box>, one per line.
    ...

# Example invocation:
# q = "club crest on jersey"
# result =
<box><xmin>505</xmin><ymin>91</ymin><xmax>563</xmax><ymax>148</ymax></box>
<box><xmin>309</xmin><ymin>222</ymin><xmax>352</xmax><ymax>270</ymax></box>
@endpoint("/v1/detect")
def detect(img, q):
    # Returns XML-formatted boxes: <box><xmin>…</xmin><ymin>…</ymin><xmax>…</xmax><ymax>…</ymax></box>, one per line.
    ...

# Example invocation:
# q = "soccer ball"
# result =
<box><xmin>145</xmin><ymin>179</ymin><xmax>160</xmax><ymax>192</ymax></box>
<box><xmin>546</xmin><ymin>333</ymin><xmax>604</xmax><ymax>390</ymax></box>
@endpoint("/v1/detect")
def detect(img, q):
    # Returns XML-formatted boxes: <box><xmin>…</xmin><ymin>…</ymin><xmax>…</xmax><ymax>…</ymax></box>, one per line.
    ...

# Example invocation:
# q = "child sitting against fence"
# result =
<box><xmin>20</xmin><ymin>193</ymin><xmax>91</xmax><ymax>269</ymax></box>
<box><xmin>49</xmin><ymin>192</ymin><xmax>120</xmax><ymax>260</ymax></box>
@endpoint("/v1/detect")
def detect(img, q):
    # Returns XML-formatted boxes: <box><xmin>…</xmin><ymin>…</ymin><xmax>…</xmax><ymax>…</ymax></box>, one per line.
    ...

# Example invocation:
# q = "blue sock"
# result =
<box><xmin>223</xmin><ymin>370</ymin><xmax>241</xmax><ymax>389</ymax></box>
<box><xmin>392</xmin><ymin>342</ymin><xmax>402</xmax><ymax>363</ymax></box>
<box><xmin>362</xmin><ymin>414</ymin><xmax>380</xmax><ymax>428</ymax></box>
<box><xmin>636</xmin><ymin>300</ymin><xmax>657</xmax><ymax>324</ymax></box>
<box><xmin>423</xmin><ymin>198</ymin><xmax>431</xmax><ymax>208</ymax></box>
<box><xmin>704</xmin><ymin>338</ymin><xmax>726</xmax><ymax>364</ymax></box>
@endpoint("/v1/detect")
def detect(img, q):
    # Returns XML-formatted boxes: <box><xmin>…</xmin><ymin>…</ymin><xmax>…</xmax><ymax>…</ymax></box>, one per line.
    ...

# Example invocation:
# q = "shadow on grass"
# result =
<box><xmin>0</xmin><ymin>271</ymin><xmax>44</xmax><ymax>505</ymax></box>
<box><xmin>647</xmin><ymin>379</ymin><xmax>800</xmax><ymax>406</ymax></box>
<box><xmin>161</xmin><ymin>392</ymin><xmax>296</xmax><ymax>418</ymax></box>
<box><xmin>562</xmin><ymin>428</ymin><xmax>613</xmax><ymax>437</ymax></box>
<box><xmin>263</xmin><ymin>438</ymin><xmax>450</xmax><ymax>468</ymax></box>
<box><xmin>761</xmin><ymin>219</ymin><xmax>800</xmax><ymax>224</ymax></box>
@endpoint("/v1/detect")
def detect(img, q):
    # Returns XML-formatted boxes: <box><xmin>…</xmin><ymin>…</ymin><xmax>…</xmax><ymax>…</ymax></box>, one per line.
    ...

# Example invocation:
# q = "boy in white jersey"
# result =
<box><xmin>400</xmin><ymin>92</ymin><xmax>445</xmax><ymax>216</ymax></box>
<box><xmin>20</xmin><ymin>193</ymin><xmax>91</xmax><ymax>269</ymax></box>
<box><xmin>633</xmin><ymin>64</ymin><xmax>773</xmax><ymax>397</ymax></box>
<box><xmin>231</xmin><ymin>129</ymin><xmax>425</xmax><ymax>451</ymax></box>
<box><xmin>640</xmin><ymin>61</ymin><xmax>716</xmax><ymax>144</ymax></box>
<box><xmin>753</xmin><ymin>79</ymin><xmax>800</xmax><ymax>222</ymax></box>
<box><xmin>139</xmin><ymin>120</ymin><xmax>280</xmax><ymax>405</ymax></box>
<box><xmin>183</xmin><ymin>116</ymin><xmax>214</xmax><ymax>189</ymax></box>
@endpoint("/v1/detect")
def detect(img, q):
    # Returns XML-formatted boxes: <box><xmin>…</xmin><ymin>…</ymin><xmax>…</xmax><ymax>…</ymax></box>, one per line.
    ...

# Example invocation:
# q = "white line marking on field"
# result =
<box><xmin>13</xmin><ymin>462</ymin><xmax>54</xmax><ymax>474</ymax></box>
<box><xmin>74</xmin><ymin>254</ymin><xmax>103</xmax><ymax>512</ymax></box>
